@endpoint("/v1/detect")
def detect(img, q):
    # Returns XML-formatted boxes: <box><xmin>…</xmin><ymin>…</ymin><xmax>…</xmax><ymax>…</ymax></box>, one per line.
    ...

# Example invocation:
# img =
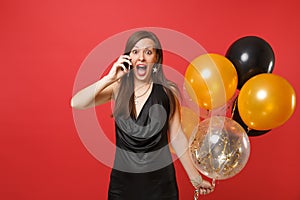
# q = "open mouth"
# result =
<box><xmin>136</xmin><ymin>64</ymin><xmax>147</xmax><ymax>76</ymax></box>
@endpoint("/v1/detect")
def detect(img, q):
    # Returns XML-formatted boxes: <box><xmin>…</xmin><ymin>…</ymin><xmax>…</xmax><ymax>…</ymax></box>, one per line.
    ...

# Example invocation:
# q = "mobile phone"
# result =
<box><xmin>123</xmin><ymin>53</ymin><xmax>132</xmax><ymax>69</ymax></box>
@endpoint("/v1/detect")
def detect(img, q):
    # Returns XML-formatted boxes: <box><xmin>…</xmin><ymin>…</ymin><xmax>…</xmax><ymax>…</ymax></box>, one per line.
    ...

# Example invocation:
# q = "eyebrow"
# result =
<box><xmin>133</xmin><ymin>45</ymin><xmax>155</xmax><ymax>49</ymax></box>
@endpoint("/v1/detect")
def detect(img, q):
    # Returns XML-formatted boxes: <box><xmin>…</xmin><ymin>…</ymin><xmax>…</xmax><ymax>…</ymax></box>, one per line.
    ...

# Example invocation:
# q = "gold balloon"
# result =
<box><xmin>189</xmin><ymin>116</ymin><xmax>250</xmax><ymax>180</ymax></box>
<box><xmin>238</xmin><ymin>74</ymin><xmax>296</xmax><ymax>130</ymax></box>
<box><xmin>181</xmin><ymin>107</ymin><xmax>200</xmax><ymax>138</ymax></box>
<box><xmin>184</xmin><ymin>53</ymin><xmax>238</xmax><ymax>110</ymax></box>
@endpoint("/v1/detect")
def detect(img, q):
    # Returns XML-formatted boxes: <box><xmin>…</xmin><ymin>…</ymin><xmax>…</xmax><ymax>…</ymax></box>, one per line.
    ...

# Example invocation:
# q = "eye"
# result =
<box><xmin>145</xmin><ymin>50</ymin><xmax>153</xmax><ymax>55</ymax></box>
<box><xmin>131</xmin><ymin>49</ymin><xmax>138</xmax><ymax>54</ymax></box>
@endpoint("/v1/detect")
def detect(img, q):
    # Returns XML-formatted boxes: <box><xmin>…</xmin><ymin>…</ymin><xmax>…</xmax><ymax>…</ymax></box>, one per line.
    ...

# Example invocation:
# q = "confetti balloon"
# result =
<box><xmin>189</xmin><ymin>116</ymin><xmax>250</xmax><ymax>180</ymax></box>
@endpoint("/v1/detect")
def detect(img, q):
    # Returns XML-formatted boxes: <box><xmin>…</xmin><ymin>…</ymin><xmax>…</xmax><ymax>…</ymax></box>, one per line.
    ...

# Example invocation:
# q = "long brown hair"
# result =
<box><xmin>113</xmin><ymin>30</ymin><xmax>179</xmax><ymax>119</ymax></box>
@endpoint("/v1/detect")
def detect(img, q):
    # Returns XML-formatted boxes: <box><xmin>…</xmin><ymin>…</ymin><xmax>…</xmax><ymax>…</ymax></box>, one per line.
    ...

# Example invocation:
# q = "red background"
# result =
<box><xmin>1</xmin><ymin>0</ymin><xmax>299</xmax><ymax>199</ymax></box>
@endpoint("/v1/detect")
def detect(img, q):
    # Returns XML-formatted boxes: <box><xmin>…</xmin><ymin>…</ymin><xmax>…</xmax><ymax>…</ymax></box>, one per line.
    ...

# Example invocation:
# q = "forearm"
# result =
<box><xmin>70</xmin><ymin>75</ymin><xmax>115</xmax><ymax>109</ymax></box>
<box><xmin>171</xmin><ymin>129</ymin><xmax>202</xmax><ymax>186</ymax></box>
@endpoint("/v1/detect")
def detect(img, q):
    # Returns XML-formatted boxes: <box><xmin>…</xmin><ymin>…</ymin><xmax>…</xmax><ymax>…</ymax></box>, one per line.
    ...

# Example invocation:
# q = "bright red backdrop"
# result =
<box><xmin>1</xmin><ymin>0</ymin><xmax>299</xmax><ymax>199</ymax></box>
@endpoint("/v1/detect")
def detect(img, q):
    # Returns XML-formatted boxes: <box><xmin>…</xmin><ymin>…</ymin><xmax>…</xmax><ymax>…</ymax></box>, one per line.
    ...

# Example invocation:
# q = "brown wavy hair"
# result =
<box><xmin>113</xmin><ymin>30</ymin><xmax>179</xmax><ymax>119</ymax></box>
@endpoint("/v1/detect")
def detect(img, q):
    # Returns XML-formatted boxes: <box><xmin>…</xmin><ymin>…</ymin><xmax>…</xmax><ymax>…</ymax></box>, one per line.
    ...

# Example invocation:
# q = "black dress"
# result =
<box><xmin>108</xmin><ymin>83</ymin><xmax>179</xmax><ymax>200</ymax></box>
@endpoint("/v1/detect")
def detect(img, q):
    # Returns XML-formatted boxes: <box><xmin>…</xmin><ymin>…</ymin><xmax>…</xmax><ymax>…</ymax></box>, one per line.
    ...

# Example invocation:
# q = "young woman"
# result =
<box><xmin>71</xmin><ymin>30</ymin><xmax>214</xmax><ymax>199</ymax></box>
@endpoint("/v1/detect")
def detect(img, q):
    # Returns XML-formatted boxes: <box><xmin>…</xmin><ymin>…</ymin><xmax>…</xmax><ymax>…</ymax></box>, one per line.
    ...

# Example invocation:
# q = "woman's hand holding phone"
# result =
<box><xmin>108</xmin><ymin>55</ymin><xmax>132</xmax><ymax>81</ymax></box>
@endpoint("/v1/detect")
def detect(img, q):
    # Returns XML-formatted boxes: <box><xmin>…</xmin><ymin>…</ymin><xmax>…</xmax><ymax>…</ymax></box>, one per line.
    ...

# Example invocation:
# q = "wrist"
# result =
<box><xmin>104</xmin><ymin>74</ymin><xmax>115</xmax><ymax>83</ymax></box>
<box><xmin>190</xmin><ymin>175</ymin><xmax>203</xmax><ymax>188</ymax></box>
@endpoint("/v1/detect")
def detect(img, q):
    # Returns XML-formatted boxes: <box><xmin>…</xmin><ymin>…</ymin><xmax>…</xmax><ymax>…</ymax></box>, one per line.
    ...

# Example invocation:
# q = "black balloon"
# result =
<box><xmin>226</xmin><ymin>36</ymin><xmax>275</xmax><ymax>89</ymax></box>
<box><xmin>231</xmin><ymin>98</ymin><xmax>271</xmax><ymax>137</ymax></box>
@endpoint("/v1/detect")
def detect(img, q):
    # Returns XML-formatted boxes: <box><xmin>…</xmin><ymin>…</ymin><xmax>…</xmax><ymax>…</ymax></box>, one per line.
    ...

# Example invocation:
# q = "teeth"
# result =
<box><xmin>137</xmin><ymin>65</ymin><xmax>146</xmax><ymax>69</ymax></box>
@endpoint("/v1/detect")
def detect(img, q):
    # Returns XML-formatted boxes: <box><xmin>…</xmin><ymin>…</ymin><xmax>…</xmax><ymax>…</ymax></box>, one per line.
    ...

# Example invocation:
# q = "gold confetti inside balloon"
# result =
<box><xmin>189</xmin><ymin>116</ymin><xmax>250</xmax><ymax>180</ymax></box>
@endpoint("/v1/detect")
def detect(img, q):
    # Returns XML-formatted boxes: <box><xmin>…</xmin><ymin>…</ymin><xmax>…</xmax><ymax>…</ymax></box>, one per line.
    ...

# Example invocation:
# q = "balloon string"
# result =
<box><xmin>246</xmin><ymin>127</ymin><xmax>251</xmax><ymax>133</ymax></box>
<box><xmin>231</xmin><ymin>93</ymin><xmax>252</xmax><ymax>133</ymax></box>
<box><xmin>231</xmin><ymin>98</ymin><xmax>238</xmax><ymax>118</ymax></box>
<box><xmin>194</xmin><ymin>189</ymin><xmax>199</xmax><ymax>200</ymax></box>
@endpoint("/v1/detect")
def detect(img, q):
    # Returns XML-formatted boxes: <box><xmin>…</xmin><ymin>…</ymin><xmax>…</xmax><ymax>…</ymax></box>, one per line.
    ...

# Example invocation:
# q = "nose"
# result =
<box><xmin>138</xmin><ymin>51</ymin><xmax>145</xmax><ymax>61</ymax></box>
